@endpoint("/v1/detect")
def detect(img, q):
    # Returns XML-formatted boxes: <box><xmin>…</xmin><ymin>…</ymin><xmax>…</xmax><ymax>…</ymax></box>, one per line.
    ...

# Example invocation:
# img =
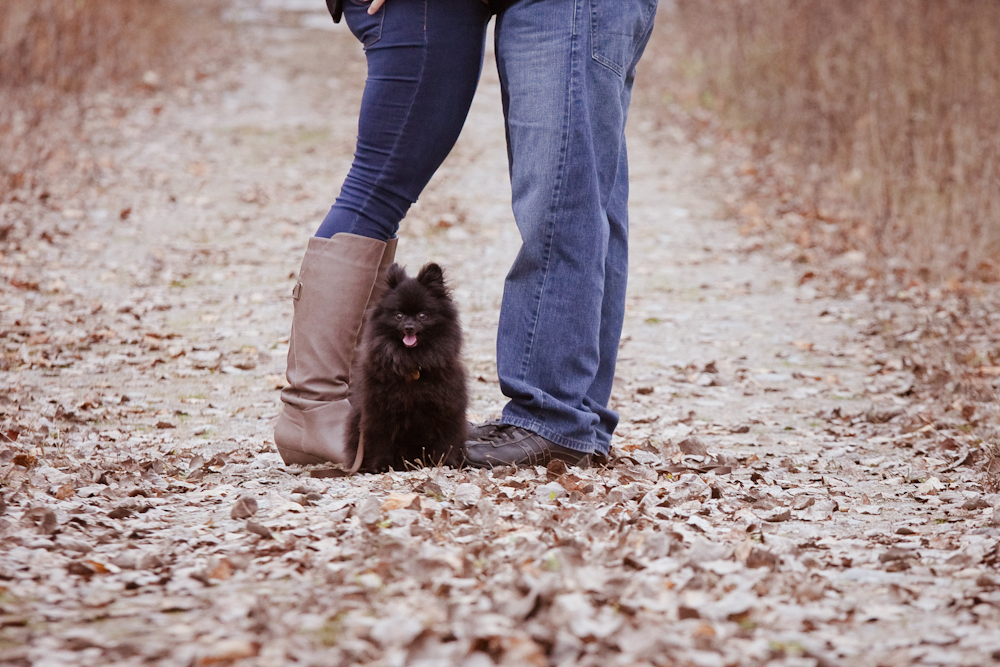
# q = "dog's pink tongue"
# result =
<box><xmin>403</xmin><ymin>333</ymin><xmax>418</xmax><ymax>348</ymax></box>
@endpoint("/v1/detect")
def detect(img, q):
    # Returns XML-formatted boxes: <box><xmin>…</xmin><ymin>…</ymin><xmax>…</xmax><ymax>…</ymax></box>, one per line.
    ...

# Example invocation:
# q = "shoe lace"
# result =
<box><xmin>473</xmin><ymin>423</ymin><xmax>518</xmax><ymax>445</ymax></box>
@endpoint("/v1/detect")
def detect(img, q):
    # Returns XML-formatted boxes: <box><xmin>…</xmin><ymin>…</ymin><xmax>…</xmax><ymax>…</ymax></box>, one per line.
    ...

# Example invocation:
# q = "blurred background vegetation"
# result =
<box><xmin>2</xmin><ymin>0</ymin><xmax>998</xmax><ymax>286</ymax></box>
<box><xmin>2</xmin><ymin>0</ymin><xmax>197</xmax><ymax>91</ymax></box>
<box><xmin>643</xmin><ymin>1</ymin><xmax>999</xmax><ymax>463</ymax></box>
<box><xmin>0</xmin><ymin>0</ymin><xmax>225</xmax><ymax>199</ymax></box>
<box><xmin>658</xmin><ymin>0</ymin><xmax>1000</xmax><ymax>285</ymax></box>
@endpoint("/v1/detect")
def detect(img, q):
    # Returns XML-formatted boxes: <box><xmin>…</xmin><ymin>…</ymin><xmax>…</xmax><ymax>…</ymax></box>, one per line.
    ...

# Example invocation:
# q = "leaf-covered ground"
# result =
<box><xmin>1</xmin><ymin>3</ymin><xmax>998</xmax><ymax>666</ymax></box>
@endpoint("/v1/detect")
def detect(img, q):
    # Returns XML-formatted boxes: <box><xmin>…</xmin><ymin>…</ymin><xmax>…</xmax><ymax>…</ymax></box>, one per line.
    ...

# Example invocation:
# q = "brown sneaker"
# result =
<box><xmin>464</xmin><ymin>423</ymin><xmax>591</xmax><ymax>469</ymax></box>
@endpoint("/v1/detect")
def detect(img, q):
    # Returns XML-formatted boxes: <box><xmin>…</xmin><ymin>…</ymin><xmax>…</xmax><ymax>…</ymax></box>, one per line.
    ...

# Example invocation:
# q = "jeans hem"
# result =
<box><xmin>499</xmin><ymin>416</ymin><xmax>596</xmax><ymax>455</ymax></box>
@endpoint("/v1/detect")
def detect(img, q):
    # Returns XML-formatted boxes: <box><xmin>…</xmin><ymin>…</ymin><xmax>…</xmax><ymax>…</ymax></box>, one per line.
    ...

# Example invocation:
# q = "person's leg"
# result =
<box><xmin>466</xmin><ymin>0</ymin><xmax>656</xmax><ymax>467</ymax></box>
<box><xmin>586</xmin><ymin>34</ymin><xmax>655</xmax><ymax>455</ymax></box>
<box><xmin>316</xmin><ymin>0</ymin><xmax>490</xmax><ymax>241</ymax></box>
<box><xmin>275</xmin><ymin>234</ymin><xmax>392</xmax><ymax>467</ymax></box>
<box><xmin>585</xmin><ymin>142</ymin><xmax>629</xmax><ymax>455</ymax></box>
<box><xmin>276</xmin><ymin>0</ymin><xmax>489</xmax><ymax>467</ymax></box>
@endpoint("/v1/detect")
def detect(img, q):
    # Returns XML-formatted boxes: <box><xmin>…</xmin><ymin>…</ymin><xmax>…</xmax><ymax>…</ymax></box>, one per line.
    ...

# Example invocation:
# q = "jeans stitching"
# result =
<box><xmin>515</xmin><ymin>7</ymin><xmax>578</xmax><ymax>389</ymax></box>
<box><xmin>590</xmin><ymin>0</ymin><xmax>622</xmax><ymax>75</ymax></box>
<box><xmin>351</xmin><ymin>0</ymin><xmax>383</xmax><ymax>49</ymax></box>
<box><xmin>590</xmin><ymin>0</ymin><xmax>657</xmax><ymax>76</ymax></box>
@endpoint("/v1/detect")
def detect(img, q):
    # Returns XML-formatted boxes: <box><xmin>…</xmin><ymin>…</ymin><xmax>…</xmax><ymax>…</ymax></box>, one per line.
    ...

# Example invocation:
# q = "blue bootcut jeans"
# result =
<box><xmin>494</xmin><ymin>0</ymin><xmax>658</xmax><ymax>457</ymax></box>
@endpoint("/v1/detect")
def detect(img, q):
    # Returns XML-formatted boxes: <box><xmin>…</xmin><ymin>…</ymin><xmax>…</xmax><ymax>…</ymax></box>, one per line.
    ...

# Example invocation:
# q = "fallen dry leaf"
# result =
<box><xmin>382</xmin><ymin>492</ymin><xmax>419</xmax><ymax>511</ymax></box>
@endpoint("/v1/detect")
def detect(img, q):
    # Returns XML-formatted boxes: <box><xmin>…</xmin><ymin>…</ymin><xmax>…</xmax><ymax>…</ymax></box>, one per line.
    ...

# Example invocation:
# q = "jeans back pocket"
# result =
<box><xmin>590</xmin><ymin>0</ymin><xmax>658</xmax><ymax>76</ymax></box>
<box><xmin>346</xmin><ymin>0</ymin><xmax>384</xmax><ymax>50</ymax></box>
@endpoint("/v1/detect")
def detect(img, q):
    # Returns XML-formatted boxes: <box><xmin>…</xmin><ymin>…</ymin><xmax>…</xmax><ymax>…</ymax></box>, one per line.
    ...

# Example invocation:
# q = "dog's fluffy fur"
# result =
<box><xmin>349</xmin><ymin>262</ymin><xmax>467</xmax><ymax>472</ymax></box>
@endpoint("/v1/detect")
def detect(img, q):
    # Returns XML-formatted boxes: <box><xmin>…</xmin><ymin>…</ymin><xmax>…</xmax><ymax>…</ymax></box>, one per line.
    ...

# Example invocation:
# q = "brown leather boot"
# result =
<box><xmin>274</xmin><ymin>234</ymin><xmax>397</xmax><ymax>468</ymax></box>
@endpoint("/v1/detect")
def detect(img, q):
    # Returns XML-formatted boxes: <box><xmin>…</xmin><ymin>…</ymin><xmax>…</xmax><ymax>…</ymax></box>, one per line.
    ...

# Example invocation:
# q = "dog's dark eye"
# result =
<box><xmin>417</xmin><ymin>313</ymin><xmax>427</xmax><ymax>321</ymax></box>
<box><xmin>395</xmin><ymin>313</ymin><xmax>404</xmax><ymax>321</ymax></box>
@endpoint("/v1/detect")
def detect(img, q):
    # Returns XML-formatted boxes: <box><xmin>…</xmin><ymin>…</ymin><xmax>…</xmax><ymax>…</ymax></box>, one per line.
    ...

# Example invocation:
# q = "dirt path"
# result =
<box><xmin>2</xmin><ymin>4</ymin><xmax>998</xmax><ymax>666</ymax></box>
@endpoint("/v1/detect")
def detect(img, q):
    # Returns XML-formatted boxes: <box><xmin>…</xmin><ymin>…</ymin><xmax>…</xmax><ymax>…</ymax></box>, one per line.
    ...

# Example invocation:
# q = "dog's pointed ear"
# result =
<box><xmin>416</xmin><ymin>263</ymin><xmax>445</xmax><ymax>290</ymax></box>
<box><xmin>385</xmin><ymin>263</ymin><xmax>407</xmax><ymax>289</ymax></box>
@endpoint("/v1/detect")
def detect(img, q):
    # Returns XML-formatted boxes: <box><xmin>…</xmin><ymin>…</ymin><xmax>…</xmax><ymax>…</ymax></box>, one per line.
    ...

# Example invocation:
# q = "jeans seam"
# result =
<box><xmin>517</xmin><ymin>0</ymin><xmax>579</xmax><ymax>391</ymax></box>
<box><xmin>590</xmin><ymin>0</ymin><xmax>622</xmax><ymax>76</ymax></box>
<box><xmin>590</xmin><ymin>0</ymin><xmax>657</xmax><ymax>76</ymax></box>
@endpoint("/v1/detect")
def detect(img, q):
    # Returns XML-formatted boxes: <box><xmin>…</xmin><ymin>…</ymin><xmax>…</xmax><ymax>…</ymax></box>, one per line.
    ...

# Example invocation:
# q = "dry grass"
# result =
<box><xmin>667</xmin><ymin>0</ymin><xmax>1000</xmax><ymax>283</ymax></box>
<box><xmin>2</xmin><ymin>0</ymin><xmax>198</xmax><ymax>91</ymax></box>
<box><xmin>0</xmin><ymin>0</ymin><xmax>225</xmax><ymax>200</ymax></box>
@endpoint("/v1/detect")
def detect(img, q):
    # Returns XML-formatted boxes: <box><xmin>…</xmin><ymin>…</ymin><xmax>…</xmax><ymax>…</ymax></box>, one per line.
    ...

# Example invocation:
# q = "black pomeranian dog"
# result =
<box><xmin>348</xmin><ymin>262</ymin><xmax>467</xmax><ymax>472</ymax></box>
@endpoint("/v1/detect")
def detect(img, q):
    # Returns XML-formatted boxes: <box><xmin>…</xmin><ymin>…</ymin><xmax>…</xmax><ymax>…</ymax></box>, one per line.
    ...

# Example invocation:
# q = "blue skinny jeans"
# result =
<box><xmin>316</xmin><ymin>0</ymin><xmax>491</xmax><ymax>241</ymax></box>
